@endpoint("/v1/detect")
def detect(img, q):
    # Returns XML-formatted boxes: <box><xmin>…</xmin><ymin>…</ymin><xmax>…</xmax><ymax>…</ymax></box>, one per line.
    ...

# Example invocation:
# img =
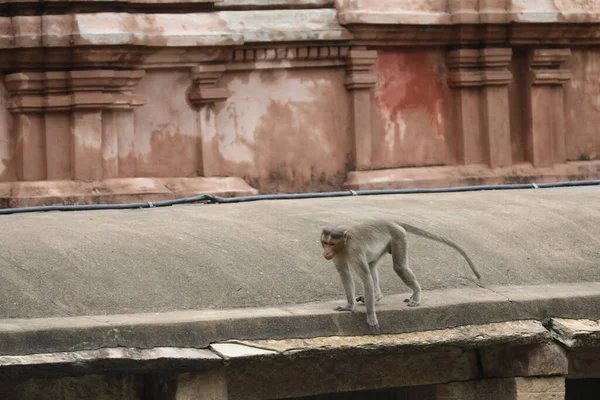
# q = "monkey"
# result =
<box><xmin>320</xmin><ymin>220</ymin><xmax>480</xmax><ymax>333</ymax></box>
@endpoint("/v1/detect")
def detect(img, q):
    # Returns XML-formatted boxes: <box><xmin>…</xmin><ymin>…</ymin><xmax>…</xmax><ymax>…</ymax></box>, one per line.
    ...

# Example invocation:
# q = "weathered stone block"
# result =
<box><xmin>226</xmin><ymin>348</ymin><xmax>478</xmax><ymax>399</ymax></box>
<box><xmin>434</xmin><ymin>376</ymin><xmax>565</xmax><ymax>400</ymax></box>
<box><xmin>176</xmin><ymin>369</ymin><xmax>228</xmax><ymax>400</ymax></box>
<box><xmin>0</xmin><ymin>374</ymin><xmax>141</xmax><ymax>400</ymax></box>
<box><xmin>481</xmin><ymin>342</ymin><xmax>568</xmax><ymax>378</ymax></box>
<box><xmin>566</xmin><ymin>348</ymin><xmax>600</xmax><ymax>379</ymax></box>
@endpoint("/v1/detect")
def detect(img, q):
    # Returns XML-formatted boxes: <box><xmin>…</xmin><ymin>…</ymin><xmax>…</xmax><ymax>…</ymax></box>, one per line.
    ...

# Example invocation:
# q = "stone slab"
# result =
<box><xmin>210</xmin><ymin>343</ymin><xmax>277</xmax><ymax>358</ymax></box>
<box><xmin>0</xmin><ymin>347</ymin><xmax>221</xmax><ymax>380</ymax></box>
<box><xmin>481</xmin><ymin>342</ymin><xmax>568</xmax><ymax>378</ymax></box>
<box><xmin>435</xmin><ymin>376</ymin><xmax>565</xmax><ymax>400</ymax></box>
<box><xmin>223</xmin><ymin>320</ymin><xmax>550</xmax><ymax>356</ymax></box>
<box><xmin>549</xmin><ymin>318</ymin><xmax>600</xmax><ymax>348</ymax></box>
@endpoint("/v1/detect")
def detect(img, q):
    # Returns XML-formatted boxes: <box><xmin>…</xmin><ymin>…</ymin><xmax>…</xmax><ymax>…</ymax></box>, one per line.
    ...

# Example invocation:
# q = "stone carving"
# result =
<box><xmin>526</xmin><ymin>49</ymin><xmax>572</xmax><ymax>167</ymax></box>
<box><xmin>4</xmin><ymin>70</ymin><xmax>146</xmax><ymax>182</ymax></box>
<box><xmin>344</xmin><ymin>49</ymin><xmax>378</xmax><ymax>170</ymax></box>
<box><xmin>188</xmin><ymin>65</ymin><xmax>231</xmax><ymax>106</ymax></box>
<box><xmin>447</xmin><ymin>48</ymin><xmax>513</xmax><ymax>168</ymax></box>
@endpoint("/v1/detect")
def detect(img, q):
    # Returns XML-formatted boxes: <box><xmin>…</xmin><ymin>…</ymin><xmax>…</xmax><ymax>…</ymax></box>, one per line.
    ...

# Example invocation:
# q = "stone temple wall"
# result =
<box><xmin>1</xmin><ymin>0</ymin><xmax>600</xmax><ymax>206</ymax></box>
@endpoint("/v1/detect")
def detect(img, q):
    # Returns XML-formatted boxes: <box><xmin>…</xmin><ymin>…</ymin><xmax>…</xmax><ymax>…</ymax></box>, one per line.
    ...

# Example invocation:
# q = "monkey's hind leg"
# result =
<box><xmin>391</xmin><ymin>229</ymin><xmax>422</xmax><ymax>307</ymax></box>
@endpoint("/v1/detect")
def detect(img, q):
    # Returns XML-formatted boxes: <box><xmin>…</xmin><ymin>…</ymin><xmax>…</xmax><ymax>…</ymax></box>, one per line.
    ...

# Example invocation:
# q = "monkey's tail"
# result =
<box><xmin>397</xmin><ymin>222</ymin><xmax>481</xmax><ymax>280</ymax></box>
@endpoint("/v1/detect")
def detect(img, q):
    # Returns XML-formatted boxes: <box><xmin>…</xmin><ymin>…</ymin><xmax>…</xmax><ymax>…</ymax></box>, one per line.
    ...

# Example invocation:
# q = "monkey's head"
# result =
<box><xmin>320</xmin><ymin>226</ymin><xmax>348</xmax><ymax>260</ymax></box>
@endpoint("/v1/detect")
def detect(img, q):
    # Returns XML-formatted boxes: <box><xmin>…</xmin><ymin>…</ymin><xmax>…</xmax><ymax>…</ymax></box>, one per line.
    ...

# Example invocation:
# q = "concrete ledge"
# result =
<box><xmin>0</xmin><ymin>320</ymin><xmax>547</xmax><ymax>380</ymax></box>
<box><xmin>344</xmin><ymin>161</ymin><xmax>600</xmax><ymax>190</ymax></box>
<box><xmin>0</xmin><ymin>177</ymin><xmax>257</xmax><ymax>208</ymax></box>
<box><xmin>1</xmin><ymin>283</ymin><xmax>600</xmax><ymax>357</ymax></box>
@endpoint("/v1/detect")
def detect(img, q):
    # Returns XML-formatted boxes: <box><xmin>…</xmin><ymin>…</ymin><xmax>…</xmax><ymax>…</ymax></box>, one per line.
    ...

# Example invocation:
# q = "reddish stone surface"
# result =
<box><xmin>133</xmin><ymin>70</ymin><xmax>201</xmax><ymax>178</ymax></box>
<box><xmin>371</xmin><ymin>49</ymin><xmax>455</xmax><ymax>169</ymax></box>
<box><xmin>0</xmin><ymin>80</ymin><xmax>14</xmax><ymax>183</ymax></box>
<box><xmin>564</xmin><ymin>48</ymin><xmax>600</xmax><ymax>162</ymax></box>
<box><xmin>212</xmin><ymin>68</ymin><xmax>351</xmax><ymax>193</ymax></box>
<box><xmin>345</xmin><ymin>161</ymin><xmax>600</xmax><ymax>191</ymax></box>
<box><xmin>508</xmin><ymin>48</ymin><xmax>529</xmax><ymax>164</ymax></box>
<box><xmin>0</xmin><ymin>177</ymin><xmax>256</xmax><ymax>208</ymax></box>
<box><xmin>1</xmin><ymin>2</ymin><xmax>600</xmax><ymax>206</ymax></box>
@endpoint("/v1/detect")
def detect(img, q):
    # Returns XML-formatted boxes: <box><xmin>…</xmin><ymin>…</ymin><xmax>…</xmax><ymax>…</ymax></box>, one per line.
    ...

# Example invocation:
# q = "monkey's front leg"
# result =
<box><xmin>334</xmin><ymin>262</ymin><xmax>355</xmax><ymax>312</ymax></box>
<box><xmin>353</xmin><ymin>262</ymin><xmax>380</xmax><ymax>333</ymax></box>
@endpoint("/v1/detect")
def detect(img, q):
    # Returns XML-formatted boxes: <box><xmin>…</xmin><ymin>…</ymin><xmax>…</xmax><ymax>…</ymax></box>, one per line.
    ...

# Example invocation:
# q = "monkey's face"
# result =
<box><xmin>321</xmin><ymin>228</ymin><xmax>346</xmax><ymax>260</ymax></box>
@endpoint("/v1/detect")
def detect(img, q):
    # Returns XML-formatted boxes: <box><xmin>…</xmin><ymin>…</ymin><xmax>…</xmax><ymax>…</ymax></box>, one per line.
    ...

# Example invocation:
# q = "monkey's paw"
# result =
<box><xmin>356</xmin><ymin>294</ymin><xmax>383</xmax><ymax>304</ymax></box>
<box><xmin>333</xmin><ymin>305</ymin><xmax>354</xmax><ymax>312</ymax></box>
<box><xmin>404</xmin><ymin>298</ymin><xmax>420</xmax><ymax>307</ymax></box>
<box><xmin>368</xmin><ymin>321</ymin><xmax>380</xmax><ymax>334</ymax></box>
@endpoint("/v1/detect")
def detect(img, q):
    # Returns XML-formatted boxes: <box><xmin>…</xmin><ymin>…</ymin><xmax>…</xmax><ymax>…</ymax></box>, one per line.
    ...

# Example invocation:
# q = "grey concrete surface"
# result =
<box><xmin>1</xmin><ymin>282</ymin><xmax>600</xmax><ymax>356</ymax></box>
<box><xmin>0</xmin><ymin>187</ymin><xmax>599</xmax><ymax>320</ymax></box>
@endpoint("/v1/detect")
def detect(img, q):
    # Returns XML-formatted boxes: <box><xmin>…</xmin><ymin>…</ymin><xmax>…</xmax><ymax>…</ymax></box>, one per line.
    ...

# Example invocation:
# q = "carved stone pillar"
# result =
<box><xmin>447</xmin><ymin>48</ymin><xmax>513</xmax><ymax>168</ymax></box>
<box><xmin>526</xmin><ymin>49</ymin><xmax>572</xmax><ymax>167</ymax></box>
<box><xmin>344</xmin><ymin>49</ymin><xmax>378</xmax><ymax>171</ymax></box>
<box><xmin>188</xmin><ymin>64</ymin><xmax>231</xmax><ymax>177</ymax></box>
<box><xmin>5</xmin><ymin>70</ymin><xmax>145</xmax><ymax>182</ymax></box>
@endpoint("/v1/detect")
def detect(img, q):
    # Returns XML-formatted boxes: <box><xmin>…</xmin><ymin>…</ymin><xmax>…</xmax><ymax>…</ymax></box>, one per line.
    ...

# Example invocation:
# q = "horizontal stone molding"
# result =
<box><xmin>224</xmin><ymin>45</ymin><xmax>350</xmax><ymax>70</ymax></box>
<box><xmin>529</xmin><ymin>48</ymin><xmax>573</xmax><ymax>86</ymax></box>
<box><xmin>337</xmin><ymin>0</ymin><xmax>600</xmax><ymax>25</ymax></box>
<box><xmin>446</xmin><ymin>48</ymin><xmax>512</xmax><ymax>88</ymax></box>
<box><xmin>188</xmin><ymin>64</ymin><xmax>231</xmax><ymax>105</ymax></box>
<box><xmin>5</xmin><ymin>70</ymin><xmax>147</xmax><ymax>112</ymax></box>
<box><xmin>7</xmin><ymin>93</ymin><xmax>145</xmax><ymax>112</ymax></box>
<box><xmin>531</xmin><ymin>48</ymin><xmax>572</xmax><ymax>67</ymax></box>
<box><xmin>0</xmin><ymin>0</ymin><xmax>220</xmax><ymax>4</ymax></box>
<box><xmin>347</xmin><ymin>24</ymin><xmax>600</xmax><ymax>46</ymax></box>
<box><xmin>446</xmin><ymin>48</ymin><xmax>512</xmax><ymax>69</ymax></box>
<box><xmin>448</xmin><ymin>70</ymin><xmax>512</xmax><ymax>87</ymax></box>
<box><xmin>215</xmin><ymin>0</ymin><xmax>334</xmax><ymax>9</ymax></box>
<box><xmin>0</xmin><ymin>9</ymin><xmax>350</xmax><ymax>50</ymax></box>
<box><xmin>230</xmin><ymin>46</ymin><xmax>350</xmax><ymax>62</ymax></box>
<box><xmin>5</xmin><ymin>70</ymin><xmax>146</xmax><ymax>94</ymax></box>
<box><xmin>344</xmin><ymin>49</ymin><xmax>378</xmax><ymax>90</ymax></box>
<box><xmin>343</xmin><ymin>161</ymin><xmax>600</xmax><ymax>191</ymax></box>
<box><xmin>531</xmin><ymin>70</ymin><xmax>573</xmax><ymax>86</ymax></box>
<box><xmin>0</xmin><ymin>177</ymin><xmax>257</xmax><ymax>208</ymax></box>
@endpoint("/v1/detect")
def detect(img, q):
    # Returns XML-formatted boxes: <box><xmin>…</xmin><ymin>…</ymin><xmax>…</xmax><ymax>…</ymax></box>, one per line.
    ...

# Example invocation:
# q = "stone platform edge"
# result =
<box><xmin>1</xmin><ymin>282</ymin><xmax>600</xmax><ymax>357</ymax></box>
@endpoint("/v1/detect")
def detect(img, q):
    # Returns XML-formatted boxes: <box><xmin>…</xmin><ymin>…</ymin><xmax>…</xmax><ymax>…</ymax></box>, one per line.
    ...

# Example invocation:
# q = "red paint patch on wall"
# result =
<box><xmin>371</xmin><ymin>49</ymin><xmax>455</xmax><ymax>169</ymax></box>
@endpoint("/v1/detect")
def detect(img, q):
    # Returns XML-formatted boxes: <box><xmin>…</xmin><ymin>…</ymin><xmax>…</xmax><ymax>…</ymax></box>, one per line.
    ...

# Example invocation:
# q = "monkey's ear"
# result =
<box><xmin>343</xmin><ymin>230</ymin><xmax>349</xmax><ymax>240</ymax></box>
